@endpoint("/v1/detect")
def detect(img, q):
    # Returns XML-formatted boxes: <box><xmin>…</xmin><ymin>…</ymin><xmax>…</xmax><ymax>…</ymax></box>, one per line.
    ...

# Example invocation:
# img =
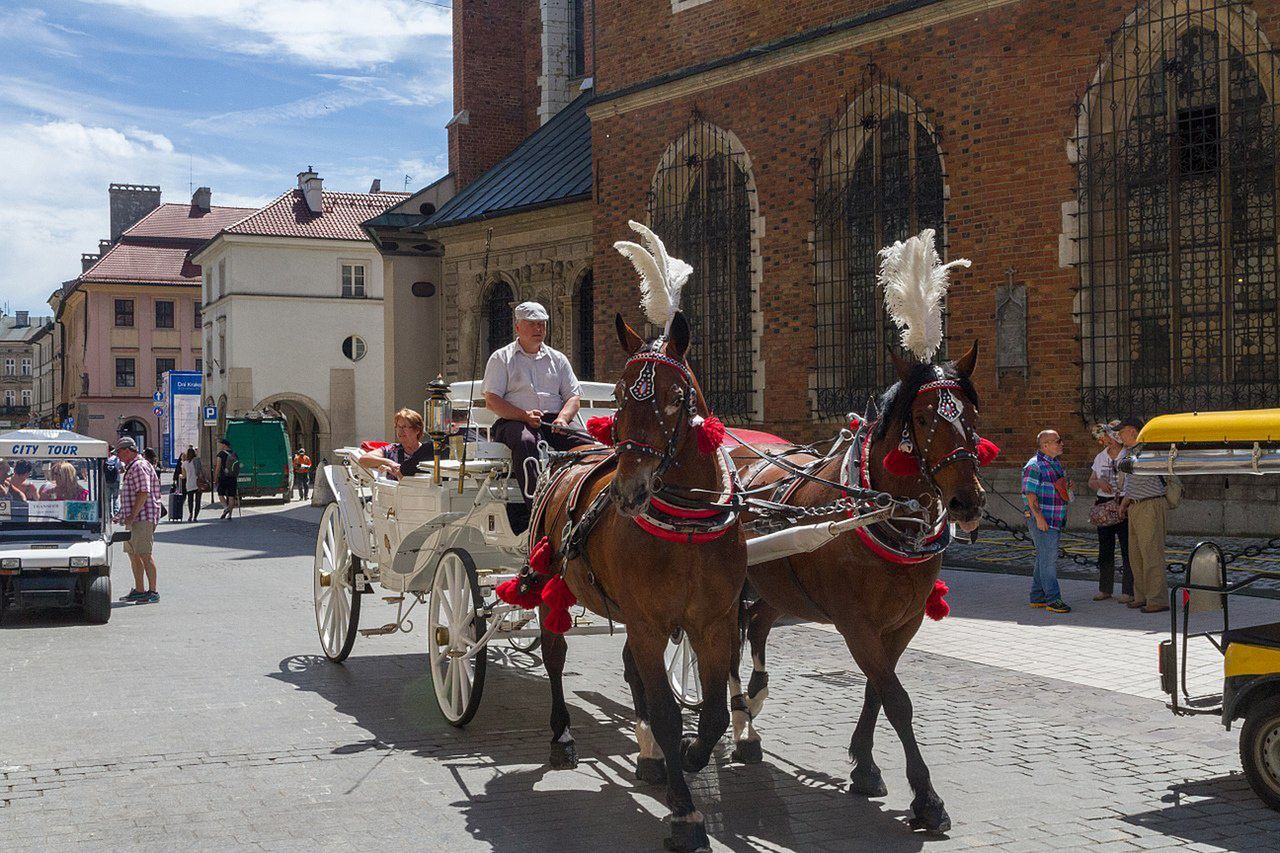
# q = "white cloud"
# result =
<box><xmin>81</xmin><ymin>0</ymin><xmax>451</xmax><ymax>68</ymax></box>
<box><xmin>0</xmin><ymin>120</ymin><xmax>257</xmax><ymax>312</ymax></box>
<box><xmin>0</xmin><ymin>8</ymin><xmax>79</xmax><ymax>58</ymax></box>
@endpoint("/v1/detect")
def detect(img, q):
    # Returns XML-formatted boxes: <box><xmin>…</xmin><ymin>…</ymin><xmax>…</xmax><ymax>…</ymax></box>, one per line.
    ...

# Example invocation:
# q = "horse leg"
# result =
<box><xmin>847</xmin><ymin>682</ymin><xmax>888</xmax><ymax>796</ymax></box>
<box><xmin>624</xmin><ymin>638</ymin><xmax>665</xmax><ymax>785</ymax></box>
<box><xmin>679</xmin><ymin>615</ymin><xmax>736</xmax><ymax>774</ymax></box>
<box><xmin>631</xmin><ymin>628</ymin><xmax>710</xmax><ymax>853</ymax></box>
<box><xmin>730</xmin><ymin>598</ymin><xmax>777</xmax><ymax>764</ymax></box>
<box><xmin>841</xmin><ymin>624</ymin><xmax>949</xmax><ymax>833</ymax></box>
<box><xmin>541</xmin><ymin>626</ymin><xmax>577</xmax><ymax>769</ymax></box>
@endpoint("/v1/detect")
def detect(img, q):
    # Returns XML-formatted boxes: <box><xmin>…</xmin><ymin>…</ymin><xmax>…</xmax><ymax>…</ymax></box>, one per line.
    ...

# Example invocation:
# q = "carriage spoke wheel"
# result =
<box><xmin>428</xmin><ymin>549</ymin><xmax>487</xmax><ymax>727</ymax></box>
<box><xmin>665</xmin><ymin>630</ymin><xmax>703</xmax><ymax>710</ymax></box>
<box><xmin>507</xmin><ymin>607</ymin><xmax>541</xmax><ymax>653</ymax></box>
<box><xmin>1241</xmin><ymin>695</ymin><xmax>1280</xmax><ymax>811</ymax></box>
<box><xmin>313</xmin><ymin>503</ymin><xmax>361</xmax><ymax>662</ymax></box>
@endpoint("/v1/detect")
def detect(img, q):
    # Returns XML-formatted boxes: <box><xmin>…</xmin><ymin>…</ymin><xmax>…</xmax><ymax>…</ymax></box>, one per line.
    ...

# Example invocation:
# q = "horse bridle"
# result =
<box><xmin>901</xmin><ymin>374</ymin><xmax>983</xmax><ymax>493</ymax></box>
<box><xmin>612</xmin><ymin>343</ymin><xmax>700</xmax><ymax>481</ymax></box>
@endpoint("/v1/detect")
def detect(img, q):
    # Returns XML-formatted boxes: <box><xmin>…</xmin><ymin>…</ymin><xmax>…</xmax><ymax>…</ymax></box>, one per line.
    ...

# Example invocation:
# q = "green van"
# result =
<box><xmin>224</xmin><ymin>413</ymin><xmax>293</xmax><ymax>500</ymax></box>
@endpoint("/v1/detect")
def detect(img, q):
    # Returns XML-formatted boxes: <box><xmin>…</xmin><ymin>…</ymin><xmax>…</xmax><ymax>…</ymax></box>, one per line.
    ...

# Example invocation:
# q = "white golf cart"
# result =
<box><xmin>0</xmin><ymin>429</ymin><xmax>128</xmax><ymax>624</ymax></box>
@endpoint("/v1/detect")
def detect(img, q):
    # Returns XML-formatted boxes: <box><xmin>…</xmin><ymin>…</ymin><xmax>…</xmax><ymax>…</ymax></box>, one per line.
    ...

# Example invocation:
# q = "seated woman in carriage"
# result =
<box><xmin>358</xmin><ymin>408</ymin><xmax>435</xmax><ymax>480</ymax></box>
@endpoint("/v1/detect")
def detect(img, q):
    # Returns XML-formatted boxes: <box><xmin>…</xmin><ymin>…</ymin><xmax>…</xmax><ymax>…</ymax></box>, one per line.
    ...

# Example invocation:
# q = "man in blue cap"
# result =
<box><xmin>483</xmin><ymin>301</ymin><xmax>582</xmax><ymax>531</ymax></box>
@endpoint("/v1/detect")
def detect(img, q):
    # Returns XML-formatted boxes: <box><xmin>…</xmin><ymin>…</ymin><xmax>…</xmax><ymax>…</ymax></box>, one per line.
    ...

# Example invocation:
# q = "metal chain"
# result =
<box><xmin>978</xmin><ymin>509</ymin><xmax>1098</xmax><ymax>567</ymax></box>
<box><xmin>1174</xmin><ymin>536</ymin><xmax>1280</xmax><ymax>575</ymax></box>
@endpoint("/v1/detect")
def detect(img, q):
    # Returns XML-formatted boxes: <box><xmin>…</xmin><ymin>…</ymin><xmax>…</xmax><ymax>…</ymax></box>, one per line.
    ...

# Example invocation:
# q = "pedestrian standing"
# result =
<box><xmin>1088</xmin><ymin>421</ymin><xmax>1132</xmax><ymax>602</ymax></box>
<box><xmin>104</xmin><ymin>450</ymin><xmax>121</xmax><ymax>515</ymax></box>
<box><xmin>293</xmin><ymin>447</ymin><xmax>312</xmax><ymax>501</ymax></box>
<box><xmin>1117</xmin><ymin>417</ymin><xmax>1170</xmax><ymax>613</ymax></box>
<box><xmin>182</xmin><ymin>448</ymin><xmax>206</xmax><ymax>521</ymax></box>
<box><xmin>213</xmin><ymin>438</ymin><xmax>240</xmax><ymax>520</ymax></box>
<box><xmin>1022</xmin><ymin>429</ymin><xmax>1074</xmax><ymax>613</ymax></box>
<box><xmin>113</xmin><ymin>437</ymin><xmax>163</xmax><ymax>603</ymax></box>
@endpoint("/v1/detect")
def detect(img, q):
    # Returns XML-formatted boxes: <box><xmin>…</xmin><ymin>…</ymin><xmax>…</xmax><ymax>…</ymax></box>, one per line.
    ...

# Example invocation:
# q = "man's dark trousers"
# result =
<box><xmin>492</xmin><ymin>418</ymin><xmax>579</xmax><ymax>510</ymax></box>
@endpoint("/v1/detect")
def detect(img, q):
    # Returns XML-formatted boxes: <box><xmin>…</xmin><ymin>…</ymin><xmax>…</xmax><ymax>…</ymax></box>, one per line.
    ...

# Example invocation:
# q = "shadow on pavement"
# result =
<box><xmin>269</xmin><ymin>651</ymin><xmax>930</xmax><ymax>852</ymax></box>
<box><xmin>1121</xmin><ymin>772</ymin><xmax>1268</xmax><ymax>846</ymax></box>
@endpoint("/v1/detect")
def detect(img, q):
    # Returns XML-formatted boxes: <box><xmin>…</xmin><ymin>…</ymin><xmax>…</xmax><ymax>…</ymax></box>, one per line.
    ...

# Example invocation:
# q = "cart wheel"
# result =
<box><xmin>507</xmin><ymin>607</ymin><xmax>542</xmax><ymax>653</ymax></box>
<box><xmin>314</xmin><ymin>503</ymin><xmax>361</xmax><ymax>662</ymax></box>
<box><xmin>665</xmin><ymin>630</ymin><xmax>703</xmax><ymax>710</ymax></box>
<box><xmin>83</xmin><ymin>573</ymin><xmax>111</xmax><ymax>624</ymax></box>
<box><xmin>1241</xmin><ymin>694</ymin><xmax>1280</xmax><ymax>812</ymax></box>
<box><xmin>428</xmin><ymin>548</ymin><xmax>488</xmax><ymax>727</ymax></box>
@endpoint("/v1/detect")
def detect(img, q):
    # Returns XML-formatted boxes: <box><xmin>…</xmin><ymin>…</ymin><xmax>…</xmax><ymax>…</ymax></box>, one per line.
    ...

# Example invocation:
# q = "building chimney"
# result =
<box><xmin>191</xmin><ymin>186</ymin><xmax>211</xmax><ymax>211</ymax></box>
<box><xmin>15</xmin><ymin>311</ymin><xmax>28</xmax><ymax>327</ymax></box>
<box><xmin>108</xmin><ymin>183</ymin><xmax>162</xmax><ymax>241</ymax></box>
<box><xmin>369</xmin><ymin>179</ymin><xmax>381</xmax><ymax>193</ymax></box>
<box><xmin>81</xmin><ymin>253</ymin><xmax>100</xmax><ymax>272</ymax></box>
<box><xmin>99</xmin><ymin>239</ymin><xmax>113</xmax><ymax>254</ymax></box>
<box><xmin>297</xmin><ymin>168</ymin><xmax>323</xmax><ymax>214</ymax></box>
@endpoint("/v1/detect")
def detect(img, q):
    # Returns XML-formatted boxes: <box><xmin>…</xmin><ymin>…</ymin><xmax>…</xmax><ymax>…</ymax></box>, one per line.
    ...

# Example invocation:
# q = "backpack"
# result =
<box><xmin>104</xmin><ymin>457</ymin><xmax>119</xmax><ymax>487</ymax></box>
<box><xmin>227</xmin><ymin>453</ymin><xmax>242</xmax><ymax>480</ymax></box>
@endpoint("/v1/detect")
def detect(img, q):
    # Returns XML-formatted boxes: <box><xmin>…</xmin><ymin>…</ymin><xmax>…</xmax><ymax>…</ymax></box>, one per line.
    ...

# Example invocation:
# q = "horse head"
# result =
<box><xmin>610</xmin><ymin>312</ymin><xmax>702</xmax><ymax>517</ymax></box>
<box><xmin>874</xmin><ymin>342</ymin><xmax>987</xmax><ymax>524</ymax></box>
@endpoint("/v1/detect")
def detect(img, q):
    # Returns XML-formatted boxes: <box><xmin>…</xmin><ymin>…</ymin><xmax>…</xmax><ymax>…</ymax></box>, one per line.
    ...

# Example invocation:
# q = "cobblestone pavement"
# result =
<box><xmin>2</xmin><ymin>500</ymin><xmax>1279</xmax><ymax>851</ymax></box>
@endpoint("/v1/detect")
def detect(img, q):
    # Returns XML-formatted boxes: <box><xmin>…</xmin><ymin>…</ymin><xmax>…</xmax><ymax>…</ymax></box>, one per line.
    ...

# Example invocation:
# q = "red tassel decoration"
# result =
<box><xmin>848</xmin><ymin>414</ymin><xmax>862</xmax><ymax>431</ymax></box>
<box><xmin>529</xmin><ymin>536</ymin><xmax>552</xmax><ymax>575</ymax></box>
<box><xmin>495</xmin><ymin>578</ymin><xmax>543</xmax><ymax>609</ymax></box>
<box><xmin>976</xmin><ymin>437</ymin><xmax>1001</xmax><ymax>467</ymax></box>
<box><xmin>586</xmin><ymin>415</ymin><xmax>614</xmax><ymax>445</ymax></box>
<box><xmin>541</xmin><ymin>575</ymin><xmax>577</xmax><ymax>635</ymax></box>
<box><xmin>696</xmin><ymin>415</ymin><xmax>725</xmax><ymax>454</ymax></box>
<box><xmin>882</xmin><ymin>447</ymin><xmax>920</xmax><ymax>477</ymax></box>
<box><xmin>925</xmin><ymin>579</ymin><xmax>950</xmax><ymax>621</ymax></box>
<box><xmin>543</xmin><ymin>606</ymin><xmax>572</xmax><ymax>635</ymax></box>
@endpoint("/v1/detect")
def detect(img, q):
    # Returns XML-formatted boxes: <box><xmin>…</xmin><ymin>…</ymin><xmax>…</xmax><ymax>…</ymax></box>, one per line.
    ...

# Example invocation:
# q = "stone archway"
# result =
<box><xmin>256</xmin><ymin>392</ymin><xmax>332</xmax><ymax>460</ymax></box>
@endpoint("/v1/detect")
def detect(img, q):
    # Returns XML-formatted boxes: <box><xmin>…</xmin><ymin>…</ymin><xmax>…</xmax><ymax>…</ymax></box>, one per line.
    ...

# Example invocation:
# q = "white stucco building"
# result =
<box><xmin>193</xmin><ymin>170</ymin><xmax>407</xmax><ymax>457</ymax></box>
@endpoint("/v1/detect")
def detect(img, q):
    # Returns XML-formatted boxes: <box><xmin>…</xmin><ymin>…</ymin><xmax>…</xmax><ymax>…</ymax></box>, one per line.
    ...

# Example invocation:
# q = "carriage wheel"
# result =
<box><xmin>314</xmin><ymin>503</ymin><xmax>361</xmax><ymax>662</ymax></box>
<box><xmin>427</xmin><ymin>549</ymin><xmax>488</xmax><ymax>727</ymax></box>
<box><xmin>507</xmin><ymin>607</ymin><xmax>541</xmax><ymax>653</ymax></box>
<box><xmin>665</xmin><ymin>630</ymin><xmax>703</xmax><ymax>710</ymax></box>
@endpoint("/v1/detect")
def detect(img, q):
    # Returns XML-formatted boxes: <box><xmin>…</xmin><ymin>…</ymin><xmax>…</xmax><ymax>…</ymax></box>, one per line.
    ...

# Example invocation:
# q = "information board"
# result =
<box><xmin>161</xmin><ymin>371</ymin><xmax>203</xmax><ymax>468</ymax></box>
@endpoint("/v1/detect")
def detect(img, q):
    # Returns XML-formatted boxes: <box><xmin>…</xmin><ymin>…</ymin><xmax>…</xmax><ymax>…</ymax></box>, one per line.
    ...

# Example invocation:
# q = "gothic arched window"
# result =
<box><xmin>813</xmin><ymin>76</ymin><xmax>946</xmax><ymax>417</ymax></box>
<box><xmin>1077</xmin><ymin>6</ymin><xmax>1280</xmax><ymax>418</ymax></box>
<box><xmin>649</xmin><ymin>121</ymin><xmax>759</xmax><ymax>422</ymax></box>
<box><xmin>575</xmin><ymin>270</ymin><xmax>594</xmax><ymax>379</ymax></box>
<box><xmin>483</xmin><ymin>281</ymin><xmax>514</xmax><ymax>355</ymax></box>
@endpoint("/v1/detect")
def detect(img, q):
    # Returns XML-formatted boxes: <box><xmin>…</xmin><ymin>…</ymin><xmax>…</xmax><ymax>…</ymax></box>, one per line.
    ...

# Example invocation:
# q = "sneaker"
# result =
<box><xmin>1046</xmin><ymin>599</ymin><xmax>1072</xmax><ymax>613</ymax></box>
<box><xmin>145</xmin><ymin>591</ymin><xmax>160</xmax><ymax>603</ymax></box>
<box><xmin>1093</xmin><ymin>592</ymin><xmax>1112</xmax><ymax>601</ymax></box>
<box><xmin>1117</xmin><ymin>594</ymin><xmax>1134</xmax><ymax>604</ymax></box>
<box><xmin>1029</xmin><ymin>601</ymin><xmax>1047</xmax><ymax>609</ymax></box>
<box><xmin>120</xmin><ymin>588</ymin><xmax>147</xmax><ymax>602</ymax></box>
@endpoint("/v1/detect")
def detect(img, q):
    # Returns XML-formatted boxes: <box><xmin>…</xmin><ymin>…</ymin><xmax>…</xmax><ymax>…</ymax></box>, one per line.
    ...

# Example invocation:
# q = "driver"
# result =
<box><xmin>482</xmin><ymin>300</ymin><xmax>582</xmax><ymax>531</ymax></box>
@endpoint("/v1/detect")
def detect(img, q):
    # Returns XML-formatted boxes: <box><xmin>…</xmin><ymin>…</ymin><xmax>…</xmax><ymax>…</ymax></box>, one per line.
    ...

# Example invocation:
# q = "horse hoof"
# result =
<box><xmin>548</xmin><ymin>741</ymin><xmax>578</xmax><ymax>770</ymax></box>
<box><xmin>848</xmin><ymin>765</ymin><xmax>887</xmax><ymax>797</ymax></box>
<box><xmin>663</xmin><ymin>820</ymin><xmax>711</xmax><ymax>852</ymax></box>
<box><xmin>730</xmin><ymin>739</ymin><xmax>763</xmax><ymax>764</ymax></box>
<box><xmin>635</xmin><ymin>756</ymin><xmax>666</xmax><ymax>785</ymax></box>
<box><xmin>908</xmin><ymin>795</ymin><xmax>951</xmax><ymax>834</ymax></box>
<box><xmin>679</xmin><ymin>735</ymin><xmax>706</xmax><ymax>773</ymax></box>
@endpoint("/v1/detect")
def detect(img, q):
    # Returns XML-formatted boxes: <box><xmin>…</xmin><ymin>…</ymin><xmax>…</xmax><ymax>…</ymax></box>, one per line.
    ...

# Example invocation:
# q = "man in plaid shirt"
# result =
<box><xmin>113</xmin><ymin>437</ymin><xmax>163</xmax><ymax>603</ymax></box>
<box><xmin>1022</xmin><ymin>429</ymin><xmax>1074</xmax><ymax>613</ymax></box>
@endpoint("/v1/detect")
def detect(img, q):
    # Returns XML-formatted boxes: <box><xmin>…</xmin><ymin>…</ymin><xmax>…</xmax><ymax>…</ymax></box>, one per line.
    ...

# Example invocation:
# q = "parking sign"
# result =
<box><xmin>203</xmin><ymin>405</ymin><xmax>218</xmax><ymax>426</ymax></box>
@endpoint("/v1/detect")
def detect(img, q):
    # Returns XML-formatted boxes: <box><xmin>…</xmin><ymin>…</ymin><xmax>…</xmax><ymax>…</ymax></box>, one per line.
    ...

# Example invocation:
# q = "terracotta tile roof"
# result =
<box><xmin>80</xmin><ymin>243</ymin><xmax>200</xmax><ymax>286</ymax></box>
<box><xmin>125</xmin><ymin>203</ymin><xmax>257</xmax><ymax>240</ymax></box>
<box><xmin>225</xmin><ymin>190</ymin><xmax>409</xmax><ymax>241</ymax></box>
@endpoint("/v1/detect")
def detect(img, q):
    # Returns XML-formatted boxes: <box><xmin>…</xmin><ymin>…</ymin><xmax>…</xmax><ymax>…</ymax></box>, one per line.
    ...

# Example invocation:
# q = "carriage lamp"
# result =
<box><xmin>426</xmin><ymin>374</ymin><xmax>453</xmax><ymax>484</ymax></box>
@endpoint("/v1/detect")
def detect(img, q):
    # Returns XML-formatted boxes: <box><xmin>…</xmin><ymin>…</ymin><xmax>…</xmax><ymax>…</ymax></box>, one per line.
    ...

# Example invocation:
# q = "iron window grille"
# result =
<box><xmin>155</xmin><ymin>300</ymin><xmax>174</xmax><ymax>329</ymax></box>
<box><xmin>576</xmin><ymin>271</ymin><xmax>595</xmax><ymax>379</ymax></box>
<box><xmin>1075</xmin><ymin>0</ymin><xmax>1280</xmax><ymax>420</ymax></box>
<box><xmin>649</xmin><ymin>120</ymin><xmax>758</xmax><ymax>422</ymax></box>
<box><xmin>115</xmin><ymin>299</ymin><xmax>134</xmax><ymax>327</ymax></box>
<box><xmin>484</xmin><ymin>281</ymin><xmax>515</xmax><ymax>355</ymax></box>
<box><xmin>813</xmin><ymin>67</ymin><xmax>947</xmax><ymax>418</ymax></box>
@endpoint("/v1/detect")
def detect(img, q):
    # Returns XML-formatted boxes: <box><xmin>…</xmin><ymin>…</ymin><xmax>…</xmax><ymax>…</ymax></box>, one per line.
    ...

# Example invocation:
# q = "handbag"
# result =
<box><xmin>1164</xmin><ymin>474</ymin><xmax>1183</xmax><ymax>509</ymax></box>
<box><xmin>1089</xmin><ymin>498</ymin><xmax>1124</xmax><ymax>527</ymax></box>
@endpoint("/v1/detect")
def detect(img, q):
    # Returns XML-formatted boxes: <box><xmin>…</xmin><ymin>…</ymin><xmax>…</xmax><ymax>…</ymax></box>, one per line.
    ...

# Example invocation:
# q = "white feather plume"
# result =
<box><xmin>878</xmin><ymin>228</ymin><xmax>970</xmax><ymax>362</ymax></box>
<box><xmin>613</xmin><ymin>220</ymin><xmax>692</xmax><ymax>332</ymax></box>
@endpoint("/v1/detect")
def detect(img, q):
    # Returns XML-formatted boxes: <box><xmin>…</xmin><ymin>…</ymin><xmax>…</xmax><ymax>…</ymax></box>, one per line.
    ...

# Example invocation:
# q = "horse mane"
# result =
<box><xmin>871</xmin><ymin>358</ymin><xmax>980</xmax><ymax>442</ymax></box>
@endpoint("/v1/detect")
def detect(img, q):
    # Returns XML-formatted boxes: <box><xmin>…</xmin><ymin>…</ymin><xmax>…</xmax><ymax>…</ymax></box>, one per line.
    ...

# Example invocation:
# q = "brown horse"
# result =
<box><xmin>727</xmin><ymin>344</ymin><xmax>986</xmax><ymax>834</ymax></box>
<box><xmin>532</xmin><ymin>312</ymin><xmax>746</xmax><ymax>852</ymax></box>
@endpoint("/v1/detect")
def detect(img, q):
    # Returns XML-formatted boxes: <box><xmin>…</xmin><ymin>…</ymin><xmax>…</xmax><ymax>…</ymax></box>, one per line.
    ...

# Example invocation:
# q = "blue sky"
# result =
<box><xmin>0</xmin><ymin>0</ymin><xmax>453</xmax><ymax>315</ymax></box>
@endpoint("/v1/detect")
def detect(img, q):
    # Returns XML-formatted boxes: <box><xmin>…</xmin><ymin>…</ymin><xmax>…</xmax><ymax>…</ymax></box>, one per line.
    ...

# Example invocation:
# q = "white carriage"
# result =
<box><xmin>312</xmin><ymin>379</ymin><xmax>626</xmax><ymax>725</ymax></box>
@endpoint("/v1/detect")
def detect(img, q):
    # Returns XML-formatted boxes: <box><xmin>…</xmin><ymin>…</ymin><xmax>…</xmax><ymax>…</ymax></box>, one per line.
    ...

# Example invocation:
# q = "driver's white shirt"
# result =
<box><xmin>482</xmin><ymin>340</ymin><xmax>581</xmax><ymax>414</ymax></box>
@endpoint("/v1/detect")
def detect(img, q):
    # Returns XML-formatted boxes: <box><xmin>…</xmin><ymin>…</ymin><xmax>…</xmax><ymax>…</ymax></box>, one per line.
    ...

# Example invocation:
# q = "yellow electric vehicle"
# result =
<box><xmin>1121</xmin><ymin>408</ymin><xmax>1280</xmax><ymax>810</ymax></box>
